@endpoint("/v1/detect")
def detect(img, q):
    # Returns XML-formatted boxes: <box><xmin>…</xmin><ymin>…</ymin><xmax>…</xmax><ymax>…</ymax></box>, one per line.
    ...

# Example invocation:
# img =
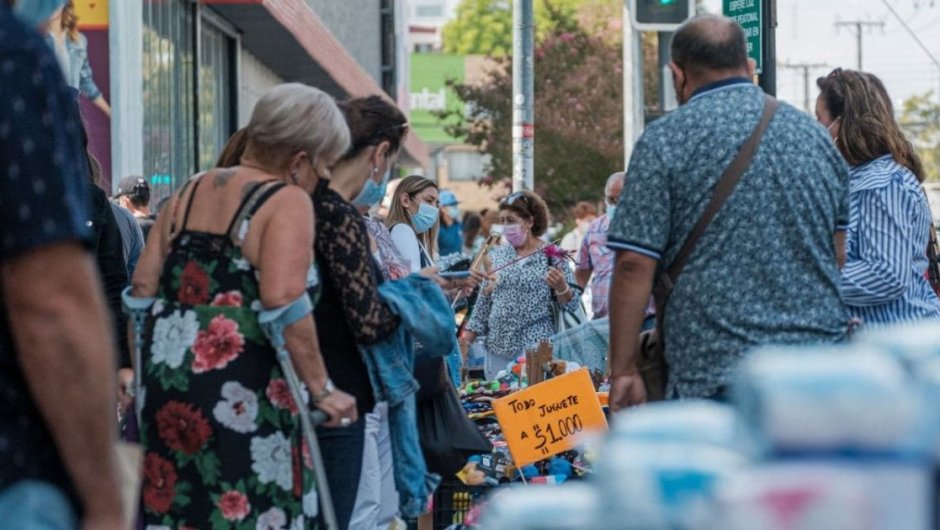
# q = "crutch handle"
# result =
<box><xmin>310</xmin><ymin>409</ymin><xmax>329</xmax><ymax>427</ymax></box>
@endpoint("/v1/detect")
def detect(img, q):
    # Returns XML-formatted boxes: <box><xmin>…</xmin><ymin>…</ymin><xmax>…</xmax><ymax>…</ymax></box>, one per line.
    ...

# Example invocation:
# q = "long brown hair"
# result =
<box><xmin>385</xmin><ymin>175</ymin><xmax>439</xmax><ymax>259</ymax></box>
<box><xmin>817</xmin><ymin>68</ymin><xmax>925</xmax><ymax>182</ymax></box>
<box><xmin>216</xmin><ymin>128</ymin><xmax>249</xmax><ymax>168</ymax></box>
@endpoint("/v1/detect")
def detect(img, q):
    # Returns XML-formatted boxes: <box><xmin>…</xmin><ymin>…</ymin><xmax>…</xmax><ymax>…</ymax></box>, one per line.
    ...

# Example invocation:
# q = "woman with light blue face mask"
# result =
<box><xmin>386</xmin><ymin>175</ymin><xmax>442</xmax><ymax>274</ymax></box>
<box><xmin>330</xmin><ymin>95</ymin><xmax>414</xmax><ymax>529</ymax></box>
<box><xmin>331</xmin><ymin>96</ymin><xmax>411</xmax><ymax>282</ymax></box>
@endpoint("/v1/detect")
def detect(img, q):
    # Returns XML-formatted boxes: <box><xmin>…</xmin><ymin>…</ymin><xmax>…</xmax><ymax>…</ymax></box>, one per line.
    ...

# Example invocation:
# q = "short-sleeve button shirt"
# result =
<box><xmin>607</xmin><ymin>80</ymin><xmax>851</xmax><ymax>398</ymax></box>
<box><xmin>0</xmin><ymin>3</ymin><xmax>92</xmax><ymax>500</ymax></box>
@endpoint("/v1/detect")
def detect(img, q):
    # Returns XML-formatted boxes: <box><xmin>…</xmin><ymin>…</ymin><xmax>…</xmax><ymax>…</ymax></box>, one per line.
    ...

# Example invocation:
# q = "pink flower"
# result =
<box><xmin>265</xmin><ymin>379</ymin><xmax>298</xmax><ymax>414</ymax></box>
<box><xmin>210</xmin><ymin>291</ymin><xmax>243</xmax><ymax>308</ymax></box>
<box><xmin>543</xmin><ymin>244</ymin><xmax>574</xmax><ymax>262</ymax></box>
<box><xmin>192</xmin><ymin>315</ymin><xmax>244</xmax><ymax>373</ymax></box>
<box><xmin>217</xmin><ymin>490</ymin><xmax>251</xmax><ymax>521</ymax></box>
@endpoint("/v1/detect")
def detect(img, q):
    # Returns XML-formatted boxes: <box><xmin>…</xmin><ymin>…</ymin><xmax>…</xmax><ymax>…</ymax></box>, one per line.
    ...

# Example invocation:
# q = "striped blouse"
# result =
<box><xmin>842</xmin><ymin>155</ymin><xmax>940</xmax><ymax>325</ymax></box>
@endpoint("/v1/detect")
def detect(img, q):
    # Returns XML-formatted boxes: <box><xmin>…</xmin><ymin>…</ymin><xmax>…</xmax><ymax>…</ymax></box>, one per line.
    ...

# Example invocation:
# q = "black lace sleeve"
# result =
<box><xmin>315</xmin><ymin>187</ymin><xmax>400</xmax><ymax>345</ymax></box>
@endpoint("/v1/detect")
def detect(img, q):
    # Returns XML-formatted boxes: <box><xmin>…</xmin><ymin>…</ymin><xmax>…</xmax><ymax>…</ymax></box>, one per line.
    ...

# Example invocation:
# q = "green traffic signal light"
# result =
<box><xmin>631</xmin><ymin>0</ymin><xmax>693</xmax><ymax>30</ymax></box>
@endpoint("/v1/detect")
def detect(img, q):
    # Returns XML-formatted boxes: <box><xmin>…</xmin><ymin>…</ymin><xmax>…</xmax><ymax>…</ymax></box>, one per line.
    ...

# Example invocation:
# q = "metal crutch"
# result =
<box><xmin>259</xmin><ymin>305</ymin><xmax>339</xmax><ymax>530</ymax></box>
<box><xmin>122</xmin><ymin>286</ymin><xmax>155</xmax><ymax>425</ymax></box>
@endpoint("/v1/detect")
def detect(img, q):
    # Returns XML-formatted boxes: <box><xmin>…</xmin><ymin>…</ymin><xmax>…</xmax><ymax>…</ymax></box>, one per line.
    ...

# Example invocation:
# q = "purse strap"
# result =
<box><xmin>658</xmin><ymin>94</ymin><xmax>779</xmax><ymax>297</ymax></box>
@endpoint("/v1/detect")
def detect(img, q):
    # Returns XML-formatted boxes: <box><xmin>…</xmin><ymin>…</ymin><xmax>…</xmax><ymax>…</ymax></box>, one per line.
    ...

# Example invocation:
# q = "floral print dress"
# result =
<box><xmin>140</xmin><ymin>178</ymin><xmax>321</xmax><ymax>530</ymax></box>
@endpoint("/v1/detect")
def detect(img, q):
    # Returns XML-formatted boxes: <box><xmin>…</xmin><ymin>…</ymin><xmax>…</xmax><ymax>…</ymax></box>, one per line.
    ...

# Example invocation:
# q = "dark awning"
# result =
<box><xmin>204</xmin><ymin>0</ymin><xmax>430</xmax><ymax>168</ymax></box>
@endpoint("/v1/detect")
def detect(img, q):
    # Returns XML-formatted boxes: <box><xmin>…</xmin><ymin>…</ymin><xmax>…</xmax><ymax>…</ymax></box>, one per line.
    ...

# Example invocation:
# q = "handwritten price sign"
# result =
<box><xmin>493</xmin><ymin>368</ymin><xmax>607</xmax><ymax>467</ymax></box>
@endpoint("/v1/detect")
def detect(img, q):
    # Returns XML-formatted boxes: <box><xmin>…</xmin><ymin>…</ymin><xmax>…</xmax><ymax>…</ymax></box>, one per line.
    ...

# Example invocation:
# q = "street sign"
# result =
<box><xmin>723</xmin><ymin>0</ymin><xmax>762</xmax><ymax>73</ymax></box>
<box><xmin>629</xmin><ymin>0</ymin><xmax>695</xmax><ymax>32</ymax></box>
<box><xmin>493</xmin><ymin>369</ymin><xmax>608</xmax><ymax>467</ymax></box>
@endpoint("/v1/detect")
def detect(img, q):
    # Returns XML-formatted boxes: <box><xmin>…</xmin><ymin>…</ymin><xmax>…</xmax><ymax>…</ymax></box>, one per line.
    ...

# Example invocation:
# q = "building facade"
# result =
<box><xmin>107</xmin><ymin>0</ymin><xmax>426</xmax><ymax>200</ymax></box>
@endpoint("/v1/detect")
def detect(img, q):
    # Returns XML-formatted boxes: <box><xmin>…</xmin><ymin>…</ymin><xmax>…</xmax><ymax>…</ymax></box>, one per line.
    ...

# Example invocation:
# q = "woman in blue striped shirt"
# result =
<box><xmin>816</xmin><ymin>69</ymin><xmax>940</xmax><ymax>325</ymax></box>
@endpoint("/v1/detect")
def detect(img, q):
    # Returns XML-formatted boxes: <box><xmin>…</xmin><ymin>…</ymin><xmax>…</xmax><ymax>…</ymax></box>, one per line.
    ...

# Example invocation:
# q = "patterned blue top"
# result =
<box><xmin>842</xmin><ymin>155</ymin><xmax>940</xmax><ymax>325</ymax></box>
<box><xmin>0</xmin><ymin>2</ymin><xmax>91</xmax><ymax>503</ymax></box>
<box><xmin>608</xmin><ymin>80</ymin><xmax>851</xmax><ymax>398</ymax></box>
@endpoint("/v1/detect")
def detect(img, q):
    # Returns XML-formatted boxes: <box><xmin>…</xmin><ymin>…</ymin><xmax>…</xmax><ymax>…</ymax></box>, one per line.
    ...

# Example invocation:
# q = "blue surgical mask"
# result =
<box><xmin>411</xmin><ymin>203</ymin><xmax>439</xmax><ymax>234</ymax></box>
<box><xmin>445</xmin><ymin>205</ymin><xmax>460</xmax><ymax>220</ymax></box>
<box><xmin>606</xmin><ymin>204</ymin><xmax>617</xmax><ymax>220</ymax></box>
<box><xmin>352</xmin><ymin>168</ymin><xmax>390</xmax><ymax>208</ymax></box>
<box><xmin>13</xmin><ymin>0</ymin><xmax>66</xmax><ymax>29</ymax></box>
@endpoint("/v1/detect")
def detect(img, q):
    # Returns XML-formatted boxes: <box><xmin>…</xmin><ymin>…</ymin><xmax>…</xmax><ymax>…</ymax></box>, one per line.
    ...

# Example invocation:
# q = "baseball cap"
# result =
<box><xmin>440</xmin><ymin>190</ymin><xmax>459</xmax><ymax>207</ymax></box>
<box><xmin>115</xmin><ymin>175</ymin><xmax>150</xmax><ymax>198</ymax></box>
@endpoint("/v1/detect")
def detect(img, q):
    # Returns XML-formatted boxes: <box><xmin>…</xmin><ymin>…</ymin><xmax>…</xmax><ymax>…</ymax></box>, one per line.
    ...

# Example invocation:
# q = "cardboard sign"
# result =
<box><xmin>493</xmin><ymin>368</ymin><xmax>608</xmax><ymax>467</ymax></box>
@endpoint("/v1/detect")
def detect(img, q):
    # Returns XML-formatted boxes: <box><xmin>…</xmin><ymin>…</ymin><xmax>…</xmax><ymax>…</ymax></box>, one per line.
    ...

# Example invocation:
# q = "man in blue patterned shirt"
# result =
<box><xmin>607</xmin><ymin>15</ymin><xmax>850</xmax><ymax>409</ymax></box>
<box><xmin>0</xmin><ymin>1</ymin><xmax>124</xmax><ymax>528</ymax></box>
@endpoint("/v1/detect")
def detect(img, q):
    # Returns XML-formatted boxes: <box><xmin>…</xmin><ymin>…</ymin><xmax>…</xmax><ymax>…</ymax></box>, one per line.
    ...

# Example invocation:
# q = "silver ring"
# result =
<box><xmin>340</xmin><ymin>417</ymin><xmax>352</xmax><ymax>427</ymax></box>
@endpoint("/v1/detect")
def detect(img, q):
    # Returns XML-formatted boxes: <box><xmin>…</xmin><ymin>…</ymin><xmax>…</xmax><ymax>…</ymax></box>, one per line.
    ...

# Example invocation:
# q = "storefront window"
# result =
<box><xmin>142</xmin><ymin>2</ymin><xmax>235</xmax><ymax>201</ymax></box>
<box><xmin>198</xmin><ymin>21</ymin><xmax>235</xmax><ymax>171</ymax></box>
<box><xmin>143</xmin><ymin>0</ymin><xmax>196</xmax><ymax>202</ymax></box>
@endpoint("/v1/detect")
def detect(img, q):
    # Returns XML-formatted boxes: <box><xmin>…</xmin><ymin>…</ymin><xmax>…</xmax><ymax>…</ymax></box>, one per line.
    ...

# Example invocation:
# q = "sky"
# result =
<box><xmin>703</xmin><ymin>0</ymin><xmax>940</xmax><ymax>113</ymax></box>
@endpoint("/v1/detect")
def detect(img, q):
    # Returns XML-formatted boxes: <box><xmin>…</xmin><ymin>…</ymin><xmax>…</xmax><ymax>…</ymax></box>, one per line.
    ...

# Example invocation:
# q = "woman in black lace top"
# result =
<box><xmin>312</xmin><ymin>153</ymin><xmax>403</xmax><ymax>530</ymax></box>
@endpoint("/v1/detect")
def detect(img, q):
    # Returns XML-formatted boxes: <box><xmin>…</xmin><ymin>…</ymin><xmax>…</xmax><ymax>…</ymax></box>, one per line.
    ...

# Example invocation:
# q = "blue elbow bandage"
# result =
<box><xmin>257</xmin><ymin>294</ymin><xmax>314</xmax><ymax>359</ymax></box>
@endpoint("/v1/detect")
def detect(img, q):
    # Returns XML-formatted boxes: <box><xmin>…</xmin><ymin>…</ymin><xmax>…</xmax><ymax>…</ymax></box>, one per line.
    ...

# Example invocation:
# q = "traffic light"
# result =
<box><xmin>629</xmin><ymin>0</ymin><xmax>695</xmax><ymax>31</ymax></box>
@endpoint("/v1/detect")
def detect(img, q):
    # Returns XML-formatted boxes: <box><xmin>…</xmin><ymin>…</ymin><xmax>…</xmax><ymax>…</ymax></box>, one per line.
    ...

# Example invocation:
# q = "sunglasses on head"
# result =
<box><xmin>501</xmin><ymin>191</ymin><xmax>531</xmax><ymax>211</ymax></box>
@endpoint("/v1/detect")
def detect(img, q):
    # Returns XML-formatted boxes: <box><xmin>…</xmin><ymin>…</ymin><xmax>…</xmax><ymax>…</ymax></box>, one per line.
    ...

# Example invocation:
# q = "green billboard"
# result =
<box><xmin>723</xmin><ymin>0</ymin><xmax>762</xmax><ymax>73</ymax></box>
<box><xmin>410</xmin><ymin>53</ymin><xmax>466</xmax><ymax>144</ymax></box>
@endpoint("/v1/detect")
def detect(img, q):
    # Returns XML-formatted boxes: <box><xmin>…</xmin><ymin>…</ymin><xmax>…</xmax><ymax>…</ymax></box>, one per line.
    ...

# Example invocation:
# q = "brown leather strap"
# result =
<box><xmin>665</xmin><ymin>94</ymin><xmax>779</xmax><ymax>284</ymax></box>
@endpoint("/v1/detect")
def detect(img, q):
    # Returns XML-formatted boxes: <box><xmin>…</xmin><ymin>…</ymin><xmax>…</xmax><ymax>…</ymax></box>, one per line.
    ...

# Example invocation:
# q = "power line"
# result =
<box><xmin>879</xmin><ymin>0</ymin><xmax>940</xmax><ymax>98</ymax></box>
<box><xmin>834</xmin><ymin>20</ymin><xmax>885</xmax><ymax>70</ymax></box>
<box><xmin>781</xmin><ymin>61</ymin><xmax>829</xmax><ymax>113</ymax></box>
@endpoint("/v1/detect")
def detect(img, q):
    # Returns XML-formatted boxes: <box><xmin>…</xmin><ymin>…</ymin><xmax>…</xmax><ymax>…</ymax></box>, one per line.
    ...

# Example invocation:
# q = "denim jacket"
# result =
<box><xmin>45</xmin><ymin>32</ymin><xmax>101</xmax><ymax>100</ymax></box>
<box><xmin>358</xmin><ymin>274</ymin><xmax>459</xmax><ymax>517</ymax></box>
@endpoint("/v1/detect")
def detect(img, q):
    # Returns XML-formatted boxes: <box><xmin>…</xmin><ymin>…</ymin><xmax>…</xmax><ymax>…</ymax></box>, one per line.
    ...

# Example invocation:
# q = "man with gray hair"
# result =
<box><xmin>577</xmin><ymin>172</ymin><xmax>654</xmax><ymax>323</ymax></box>
<box><xmin>607</xmin><ymin>15</ymin><xmax>850</xmax><ymax>409</ymax></box>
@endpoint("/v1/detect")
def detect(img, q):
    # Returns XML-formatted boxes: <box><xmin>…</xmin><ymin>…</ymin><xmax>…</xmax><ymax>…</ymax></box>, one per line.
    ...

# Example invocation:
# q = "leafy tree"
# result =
<box><xmin>439</xmin><ymin>4</ymin><xmax>623</xmax><ymax>214</ymax></box>
<box><xmin>900</xmin><ymin>92</ymin><xmax>940</xmax><ymax>182</ymax></box>
<box><xmin>441</xmin><ymin>0</ymin><xmax>592</xmax><ymax>57</ymax></box>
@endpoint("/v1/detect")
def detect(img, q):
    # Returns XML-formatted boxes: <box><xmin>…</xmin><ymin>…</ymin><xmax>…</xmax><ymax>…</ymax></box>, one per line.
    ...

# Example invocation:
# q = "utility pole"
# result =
<box><xmin>622</xmin><ymin>1</ymin><xmax>644</xmax><ymax>166</ymax></box>
<box><xmin>759</xmin><ymin>0</ymin><xmax>778</xmax><ymax>97</ymax></box>
<box><xmin>834</xmin><ymin>20</ymin><xmax>885</xmax><ymax>70</ymax></box>
<box><xmin>781</xmin><ymin>62</ymin><xmax>828</xmax><ymax>113</ymax></box>
<box><xmin>512</xmin><ymin>0</ymin><xmax>535</xmax><ymax>192</ymax></box>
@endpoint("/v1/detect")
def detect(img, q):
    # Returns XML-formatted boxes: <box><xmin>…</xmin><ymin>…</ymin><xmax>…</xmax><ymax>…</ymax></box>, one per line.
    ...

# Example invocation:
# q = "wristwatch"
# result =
<box><xmin>311</xmin><ymin>379</ymin><xmax>335</xmax><ymax>404</ymax></box>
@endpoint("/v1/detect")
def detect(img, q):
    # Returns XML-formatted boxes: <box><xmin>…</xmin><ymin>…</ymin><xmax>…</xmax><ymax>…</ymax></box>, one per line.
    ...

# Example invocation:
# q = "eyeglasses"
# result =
<box><xmin>826</xmin><ymin>67</ymin><xmax>843</xmax><ymax>80</ymax></box>
<box><xmin>501</xmin><ymin>191</ymin><xmax>531</xmax><ymax>211</ymax></box>
<box><xmin>368</xmin><ymin>123</ymin><xmax>410</xmax><ymax>145</ymax></box>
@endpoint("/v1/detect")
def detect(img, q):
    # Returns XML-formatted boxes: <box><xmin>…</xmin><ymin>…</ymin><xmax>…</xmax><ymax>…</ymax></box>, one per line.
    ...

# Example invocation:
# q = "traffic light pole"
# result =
<box><xmin>758</xmin><ymin>0</ymin><xmax>777</xmax><ymax>96</ymax></box>
<box><xmin>512</xmin><ymin>0</ymin><xmax>535</xmax><ymax>192</ymax></box>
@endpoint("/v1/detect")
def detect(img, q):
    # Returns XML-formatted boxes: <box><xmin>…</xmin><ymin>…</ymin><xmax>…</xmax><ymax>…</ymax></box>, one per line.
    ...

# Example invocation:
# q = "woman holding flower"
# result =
<box><xmin>132</xmin><ymin>84</ymin><xmax>355</xmax><ymax>528</ymax></box>
<box><xmin>462</xmin><ymin>191</ymin><xmax>580</xmax><ymax>379</ymax></box>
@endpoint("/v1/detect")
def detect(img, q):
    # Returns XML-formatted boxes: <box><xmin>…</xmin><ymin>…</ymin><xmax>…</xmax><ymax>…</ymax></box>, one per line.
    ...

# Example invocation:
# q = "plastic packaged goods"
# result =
<box><xmin>856</xmin><ymin>321</ymin><xmax>940</xmax><ymax>371</ymax></box>
<box><xmin>476</xmin><ymin>483</ymin><xmax>599</xmax><ymax>530</ymax></box>
<box><xmin>611</xmin><ymin>400</ymin><xmax>756</xmax><ymax>455</ymax></box>
<box><xmin>706</xmin><ymin>463</ymin><xmax>874</xmax><ymax>530</ymax></box>
<box><xmin>733</xmin><ymin>346</ymin><xmax>935</xmax><ymax>455</ymax></box>
<box><xmin>595</xmin><ymin>440</ymin><xmax>750</xmax><ymax>530</ymax></box>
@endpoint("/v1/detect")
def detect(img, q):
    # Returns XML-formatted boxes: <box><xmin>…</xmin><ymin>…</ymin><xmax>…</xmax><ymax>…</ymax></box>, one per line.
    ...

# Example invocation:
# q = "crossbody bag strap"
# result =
<box><xmin>663</xmin><ymin>94</ymin><xmax>779</xmax><ymax>288</ymax></box>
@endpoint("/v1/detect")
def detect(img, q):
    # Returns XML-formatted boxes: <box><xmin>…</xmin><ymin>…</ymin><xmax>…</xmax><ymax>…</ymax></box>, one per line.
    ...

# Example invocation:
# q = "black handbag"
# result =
<box><xmin>413</xmin><ymin>355</ymin><xmax>448</xmax><ymax>403</ymax></box>
<box><xmin>416</xmin><ymin>383</ymin><xmax>492</xmax><ymax>477</ymax></box>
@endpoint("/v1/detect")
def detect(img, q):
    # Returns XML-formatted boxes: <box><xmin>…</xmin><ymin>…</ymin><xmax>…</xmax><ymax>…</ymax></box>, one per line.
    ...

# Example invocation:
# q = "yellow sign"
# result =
<box><xmin>493</xmin><ymin>369</ymin><xmax>608</xmax><ymax>467</ymax></box>
<box><xmin>75</xmin><ymin>0</ymin><xmax>108</xmax><ymax>30</ymax></box>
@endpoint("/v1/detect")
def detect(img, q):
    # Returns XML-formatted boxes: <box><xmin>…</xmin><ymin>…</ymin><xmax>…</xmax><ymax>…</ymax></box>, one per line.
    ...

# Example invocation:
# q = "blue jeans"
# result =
<box><xmin>0</xmin><ymin>481</ymin><xmax>77</xmax><ymax>530</ymax></box>
<box><xmin>318</xmin><ymin>419</ymin><xmax>366</xmax><ymax>530</ymax></box>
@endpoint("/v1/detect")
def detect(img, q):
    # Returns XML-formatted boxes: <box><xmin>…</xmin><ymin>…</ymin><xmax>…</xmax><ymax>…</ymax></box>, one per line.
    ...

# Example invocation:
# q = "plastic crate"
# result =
<box><xmin>432</xmin><ymin>477</ymin><xmax>491</xmax><ymax>530</ymax></box>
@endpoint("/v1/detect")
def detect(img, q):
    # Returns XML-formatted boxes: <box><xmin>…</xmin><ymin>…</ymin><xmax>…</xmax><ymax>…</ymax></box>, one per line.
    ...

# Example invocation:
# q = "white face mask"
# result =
<box><xmin>491</xmin><ymin>224</ymin><xmax>505</xmax><ymax>235</ymax></box>
<box><xmin>827</xmin><ymin>118</ymin><xmax>841</xmax><ymax>145</ymax></box>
